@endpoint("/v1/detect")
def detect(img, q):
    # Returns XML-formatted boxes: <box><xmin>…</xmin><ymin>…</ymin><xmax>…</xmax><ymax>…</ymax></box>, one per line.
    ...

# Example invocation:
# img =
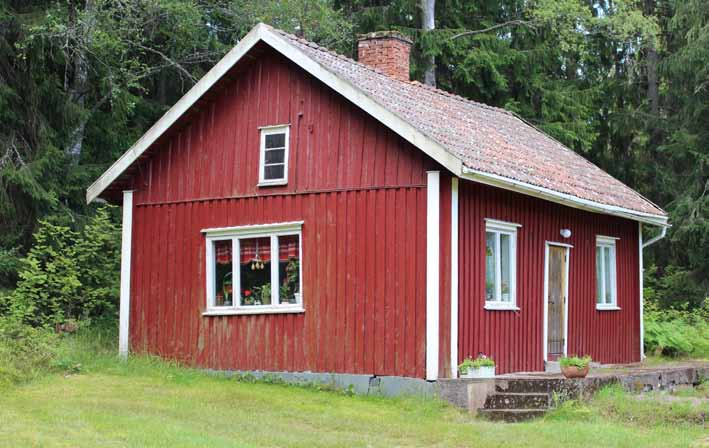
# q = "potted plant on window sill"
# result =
<box><xmin>458</xmin><ymin>355</ymin><xmax>496</xmax><ymax>379</ymax></box>
<box><xmin>559</xmin><ymin>355</ymin><xmax>592</xmax><ymax>378</ymax></box>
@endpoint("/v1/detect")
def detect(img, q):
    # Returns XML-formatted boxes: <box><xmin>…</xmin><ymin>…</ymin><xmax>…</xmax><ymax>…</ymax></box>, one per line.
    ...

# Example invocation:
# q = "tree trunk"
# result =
<box><xmin>422</xmin><ymin>0</ymin><xmax>436</xmax><ymax>87</ymax></box>
<box><xmin>157</xmin><ymin>69</ymin><xmax>168</xmax><ymax>105</ymax></box>
<box><xmin>66</xmin><ymin>0</ymin><xmax>94</xmax><ymax>162</ymax></box>
<box><xmin>646</xmin><ymin>44</ymin><xmax>659</xmax><ymax>116</ymax></box>
<box><xmin>645</xmin><ymin>0</ymin><xmax>659</xmax><ymax>116</ymax></box>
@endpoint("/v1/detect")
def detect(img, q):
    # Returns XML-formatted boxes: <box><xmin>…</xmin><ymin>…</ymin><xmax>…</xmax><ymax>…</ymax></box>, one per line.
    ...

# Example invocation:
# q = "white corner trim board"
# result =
<box><xmin>639</xmin><ymin>223</ymin><xmax>644</xmax><ymax>359</ymax></box>
<box><xmin>119</xmin><ymin>190</ymin><xmax>134</xmax><ymax>360</ymax></box>
<box><xmin>450</xmin><ymin>177</ymin><xmax>459</xmax><ymax>378</ymax></box>
<box><xmin>426</xmin><ymin>171</ymin><xmax>440</xmax><ymax>381</ymax></box>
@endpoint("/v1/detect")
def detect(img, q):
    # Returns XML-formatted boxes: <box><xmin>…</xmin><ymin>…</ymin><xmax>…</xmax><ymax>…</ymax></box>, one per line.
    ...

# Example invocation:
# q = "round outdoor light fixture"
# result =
<box><xmin>560</xmin><ymin>229</ymin><xmax>572</xmax><ymax>238</ymax></box>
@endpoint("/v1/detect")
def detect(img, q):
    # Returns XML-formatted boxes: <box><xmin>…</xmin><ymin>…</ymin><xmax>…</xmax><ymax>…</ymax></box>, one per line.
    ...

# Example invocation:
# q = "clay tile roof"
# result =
<box><xmin>274</xmin><ymin>28</ymin><xmax>665</xmax><ymax>218</ymax></box>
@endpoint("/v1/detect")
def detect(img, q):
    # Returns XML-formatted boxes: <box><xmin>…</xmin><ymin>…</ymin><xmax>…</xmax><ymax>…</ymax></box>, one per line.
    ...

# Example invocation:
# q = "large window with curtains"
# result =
<box><xmin>203</xmin><ymin>222</ymin><xmax>303</xmax><ymax>315</ymax></box>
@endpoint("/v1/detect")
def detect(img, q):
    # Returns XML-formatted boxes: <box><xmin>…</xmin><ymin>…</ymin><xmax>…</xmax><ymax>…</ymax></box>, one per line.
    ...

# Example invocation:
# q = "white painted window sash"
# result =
<box><xmin>596</xmin><ymin>236</ymin><xmax>619</xmax><ymax>310</ymax></box>
<box><xmin>484</xmin><ymin>220</ymin><xmax>519</xmax><ymax>310</ymax></box>
<box><xmin>258</xmin><ymin>125</ymin><xmax>290</xmax><ymax>186</ymax></box>
<box><xmin>494</xmin><ymin>231</ymin><xmax>501</xmax><ymax>302</ymax></box>
<box><xmin>204</xmin><ymin>222</ymin><xmax>303</xmax><ymax>315</ymax></box>
<box><xmin>270</xmin><ymin>235</ymin><xmax>279</xmax><ymax>305</ymax></box>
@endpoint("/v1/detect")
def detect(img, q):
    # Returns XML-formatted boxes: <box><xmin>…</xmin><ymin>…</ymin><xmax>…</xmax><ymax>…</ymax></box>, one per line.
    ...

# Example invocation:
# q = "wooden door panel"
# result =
<box><xmin>547</xmin><ymin>246</ymin><xmax>566</xmax><ymax>358</ymax></box>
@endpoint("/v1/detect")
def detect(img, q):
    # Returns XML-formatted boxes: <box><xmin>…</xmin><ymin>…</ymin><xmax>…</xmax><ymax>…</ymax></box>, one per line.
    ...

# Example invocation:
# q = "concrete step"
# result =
<box><xmin>484</xmin><ymin>392</ymin><xmax>550</xmax><ymax>410</ymax></box>
<box><xmin>495</xmin><ymin>378</ymin><xmax>563</xmax><ymax>394</ymax></box>
<box><xmin>545</xmin><ymin>361</ymin><xmax>561</xmax><ymax>373</ymax></box>
<box><xmin>478</xmin><ymin>408</ymin><xmax>547</xmax><ymax>422</ymax></box>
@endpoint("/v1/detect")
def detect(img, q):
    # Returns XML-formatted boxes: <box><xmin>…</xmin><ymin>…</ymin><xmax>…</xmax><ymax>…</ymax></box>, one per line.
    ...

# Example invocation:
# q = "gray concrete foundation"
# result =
<box><xmin>213</xmin><ymin>369</ymin><xmax>437</xmax><ymax>397</ymax></box>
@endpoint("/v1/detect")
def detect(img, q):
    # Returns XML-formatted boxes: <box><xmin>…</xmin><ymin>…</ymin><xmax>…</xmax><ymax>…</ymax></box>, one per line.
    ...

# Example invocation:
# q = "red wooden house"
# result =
<box><xmin>88</xmin><ymin>24</ymin><xmax>668</xmax><ymax>381</ymax></box>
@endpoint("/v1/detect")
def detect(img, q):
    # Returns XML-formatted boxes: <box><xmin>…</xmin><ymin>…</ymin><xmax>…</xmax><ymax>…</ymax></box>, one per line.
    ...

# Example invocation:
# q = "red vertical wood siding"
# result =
<box><xmin>130</xmin><ymin>192</ymin><xmax>428</xmax><ymax>377</ymax></box>
<box><xmin>125</xmin><ymin>45</ymin><xmax>642</xmax><ymax>379</ymax></box>
<box><xmin>457</xmin><ymin>182</ymin><xmax>641</xmax><ymax>374</ymax></box>
<box><xmin>128</xmin><ymin>48</ymin><xmax>438</xmax><ymax>378</ymax></box>
<box><xmin>129</xmin><ymin>51</ymin><xmax>434</xmax><ymax>205</ymax></box>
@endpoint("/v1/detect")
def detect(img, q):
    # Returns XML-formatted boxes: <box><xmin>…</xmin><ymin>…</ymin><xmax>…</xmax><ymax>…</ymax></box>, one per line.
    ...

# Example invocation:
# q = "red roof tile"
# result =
<box><xmin>275</xmin><ymin>29</ymin><xmax>665</xmax><ymax>217</ymax></box>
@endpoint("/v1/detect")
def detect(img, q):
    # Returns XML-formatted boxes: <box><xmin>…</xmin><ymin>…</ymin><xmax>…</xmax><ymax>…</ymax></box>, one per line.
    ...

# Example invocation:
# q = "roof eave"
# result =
<box><xmin>460</xmin><ymin>166</ymin><xmax>669</xmax><ymax>227</ymax></box>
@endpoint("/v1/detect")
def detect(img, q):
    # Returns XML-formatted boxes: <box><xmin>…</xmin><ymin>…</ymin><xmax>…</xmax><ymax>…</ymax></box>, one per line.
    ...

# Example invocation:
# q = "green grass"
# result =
<box><xmin>0</xmin><ymin>328</ymin><xmax>707</xmax><ymax>447</ymax></box>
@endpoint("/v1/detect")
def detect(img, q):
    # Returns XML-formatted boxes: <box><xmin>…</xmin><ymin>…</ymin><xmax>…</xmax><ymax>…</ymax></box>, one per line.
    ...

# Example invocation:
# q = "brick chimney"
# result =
<box><xmin>357</xmin><ymin>31</ymin><xmax>412</xmax><ymax>82</ymax></box>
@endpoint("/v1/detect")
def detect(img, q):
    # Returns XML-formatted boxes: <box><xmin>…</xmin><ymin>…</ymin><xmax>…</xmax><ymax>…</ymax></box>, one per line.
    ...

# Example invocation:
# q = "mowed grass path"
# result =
<box><xmin>0</xmin><ymin>357</ymin><xmax>706</xmax><ymax>447</ymax></box>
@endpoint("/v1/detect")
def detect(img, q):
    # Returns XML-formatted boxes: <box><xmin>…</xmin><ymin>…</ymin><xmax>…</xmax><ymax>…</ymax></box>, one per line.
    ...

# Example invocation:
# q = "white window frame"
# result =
<box><xmin>596</xmin><ymin>235</ymin><xmax>620</xmax><ymax>311</ymax></box>
<box><xmin>258</xmin><ymin>125</ymin><xmax>290</xmax><ymax>186</ymax></box>
<box><xmin>202</xmin><ymin>221</ymin><xmax>304</xmax><ymax>316</ymax></box>
<box><xmin>484</xmin><ymin>219</ymin><xmax>520</xmax><ymax>311</ymax></box>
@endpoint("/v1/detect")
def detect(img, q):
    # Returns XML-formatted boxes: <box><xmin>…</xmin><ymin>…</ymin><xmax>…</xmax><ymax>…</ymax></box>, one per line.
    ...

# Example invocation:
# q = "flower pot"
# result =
<box><xmin>561</xmin><ymin>365</ymin><xmax>589</xmax><ymax>378</ymax></box>
<box><xmin>461</xmin><ymin>366</ymin><xmax>496</xmax><ymax>379</ymax></box>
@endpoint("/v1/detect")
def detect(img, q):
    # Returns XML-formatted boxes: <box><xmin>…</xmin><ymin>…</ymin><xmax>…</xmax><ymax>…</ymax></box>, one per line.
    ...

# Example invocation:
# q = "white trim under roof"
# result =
<box><xmin>462</xmin><ymin>166</ymin><xmax>668</xmax><ymax>227</ymax></box>
<box><xmin>85</xmin><ymin>23</ymin><xmax>668</xmax><ymax>229</ymax></box>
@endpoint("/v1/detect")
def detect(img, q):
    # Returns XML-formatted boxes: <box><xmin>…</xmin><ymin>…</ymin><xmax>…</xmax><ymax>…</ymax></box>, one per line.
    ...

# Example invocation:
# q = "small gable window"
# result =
<box><xmin>259</xmin><ymin>125</ymin><xmax>289</xmax><ymax>185</ymax></box>
<box><xmin>484</xmin><ymin>219</ymin><xmax>520</xmax><ymax>310</ymax></box>
<box><xmin>596</xmin><ymin>235</ymin><xmax>619</xmax><ymax>310</ymax></box>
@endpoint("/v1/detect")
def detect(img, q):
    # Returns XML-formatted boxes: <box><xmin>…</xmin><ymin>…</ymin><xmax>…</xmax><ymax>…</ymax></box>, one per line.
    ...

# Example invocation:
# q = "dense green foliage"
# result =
<box><xmin>643</xmin><ymin>300</ymin><xmax>709</xmax><ymax>357</ymax></box>
<box><xmin>0</xmin><ymin>316</ymin><xmax>59</xmax><ymax>386</ymax></box>
<box><xmin>1</xmin><ymin>207</ymin><xmax>120</xmax><ymax>326</ymax></box>
<box><xmin>0</xmin><ymin>0</ymin><xmax>706</xmax><ymax>324</ymax></box>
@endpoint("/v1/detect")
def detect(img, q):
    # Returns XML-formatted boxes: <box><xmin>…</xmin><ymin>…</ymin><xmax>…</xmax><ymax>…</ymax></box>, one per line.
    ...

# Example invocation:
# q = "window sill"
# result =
<box><xmin>203</xmin><ymin>306</ymin><xmax>305</xmax><ymax>316</ymax></box>
<box><xmin>484</xmin><ymin>303</ymin><xmax>520</xmax><ymax>311</ymax></box>
<box><xmin>596</xmin><ymin>305</ymin><xmax>621</xmax><ymax>311</ymax></box>
<box><xmin>257</xmin><ymin>180</ymin><xmax>288</xmax><ymax>187</ymax></box>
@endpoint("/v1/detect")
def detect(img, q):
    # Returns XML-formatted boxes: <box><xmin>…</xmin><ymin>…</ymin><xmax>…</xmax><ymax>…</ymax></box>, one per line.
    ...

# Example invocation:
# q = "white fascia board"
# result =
<box><xmin>461</xmin><ymin>166</ymin><xmax>669</xmax><ymax>227</ymax></box>
<box><xmin>260</xmin><ymin>30</ymin><xmax>463</xmax><ymax>178</ymax></box>
<box><xmin>86</xmin><ymin>24</ymin><xmax>268</xmax><ymax>203</ymax></box>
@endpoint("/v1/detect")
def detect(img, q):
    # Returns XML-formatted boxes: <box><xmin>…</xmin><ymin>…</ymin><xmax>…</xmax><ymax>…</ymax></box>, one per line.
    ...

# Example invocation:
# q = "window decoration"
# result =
<box><xmin>204</xmin><ymin>222</ymin><xmax>303</xmax><ymax>314</ymax></box>
<box><xmin>484</xmin><ymin>219</ymin><xmax>519</xmax><ymax>310</ymax></box>
<box><xmin>259</xmin><ymin>125</ymin><xmax>289</xmax><ymax>185</ymax></box>
<box><xmin>596</xmin><ymin>235</ymin><xmax>618</xmax><ymax>309</ymax></box>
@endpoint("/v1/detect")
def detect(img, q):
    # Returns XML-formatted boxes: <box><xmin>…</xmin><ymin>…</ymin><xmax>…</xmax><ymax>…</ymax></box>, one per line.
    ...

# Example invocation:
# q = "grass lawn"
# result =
<box><xmin>0</xmin><ymin>333</ymin><xmax>707</xmax><ymax>447</ymax></box>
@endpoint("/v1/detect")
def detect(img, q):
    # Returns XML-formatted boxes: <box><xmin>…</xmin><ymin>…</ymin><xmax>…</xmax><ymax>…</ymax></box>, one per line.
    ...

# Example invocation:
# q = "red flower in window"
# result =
<box><xmin>243</xmin><ymin>289</ymin><xmax>252</xmax><ymax>297</ymax></box>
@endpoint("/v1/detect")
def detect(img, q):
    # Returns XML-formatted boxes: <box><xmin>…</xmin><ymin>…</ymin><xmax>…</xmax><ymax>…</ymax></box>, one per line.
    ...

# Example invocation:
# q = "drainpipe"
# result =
<box><xmin>638</xmin><ymin>224</ymin><xmax>667</xmax><ymax>359</ymax></box>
